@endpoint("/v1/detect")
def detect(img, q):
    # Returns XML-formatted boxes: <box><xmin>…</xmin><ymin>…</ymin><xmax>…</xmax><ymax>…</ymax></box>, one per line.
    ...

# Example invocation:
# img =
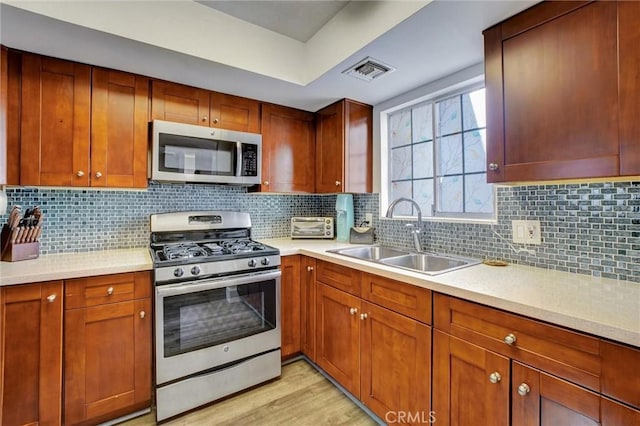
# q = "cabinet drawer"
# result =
<box><xmin>65</xmin><ymin>271</ymin><xmax>151</xmax><ymax>309</ymax></box>
<box><xmin>360</xmin><ymin>272</ymin><xmax>431</xmax><ymax>324</ymax></box>
<box><xmin>601</xmin><ymin>340</ymin><xmax>640</xmax><ymax>408</ymax></box>
<box><xmin>316</xmin><ymin>260</ymin><xmax>361</xmax><ymax>296</ymax></box>
<box><xmin>434</xmin><ymin>294</ymin><xmax>601</xmax><ymax>391</ymax></box>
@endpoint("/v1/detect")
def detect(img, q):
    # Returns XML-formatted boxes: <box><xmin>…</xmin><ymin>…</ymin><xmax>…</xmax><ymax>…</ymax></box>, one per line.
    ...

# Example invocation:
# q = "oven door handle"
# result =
<box><xmin>156</xmin><ymin>270</ymin><xmax>281</xmax><ymax>297</ymax></box>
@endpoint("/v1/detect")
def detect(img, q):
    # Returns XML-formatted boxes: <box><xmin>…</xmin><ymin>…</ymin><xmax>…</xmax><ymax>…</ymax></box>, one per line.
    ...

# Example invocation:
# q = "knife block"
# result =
<box><xmin>1</xmin><ymin>225</ymin><xmax>40</xmax><ymax>261</ymax></box>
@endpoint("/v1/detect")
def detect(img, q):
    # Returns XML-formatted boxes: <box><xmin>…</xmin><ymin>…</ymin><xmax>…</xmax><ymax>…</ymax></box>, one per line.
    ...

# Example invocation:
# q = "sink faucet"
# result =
<box><xmin>385</xmin><ymin>197</ymin><xmax>423</xmax><ymax>252</ymax></box>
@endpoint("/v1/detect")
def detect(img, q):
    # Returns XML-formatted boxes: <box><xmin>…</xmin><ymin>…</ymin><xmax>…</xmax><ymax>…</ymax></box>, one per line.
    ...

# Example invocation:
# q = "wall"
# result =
<box><xmin>3</xmin><ymin>181</ymin><xmax>639</xmax><ymax>283</ymax></box>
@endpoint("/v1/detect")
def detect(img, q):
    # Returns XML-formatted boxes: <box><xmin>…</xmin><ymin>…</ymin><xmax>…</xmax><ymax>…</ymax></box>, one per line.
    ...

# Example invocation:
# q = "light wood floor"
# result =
<box><xmin>120</xmin><ymin>359</ymin><xmax>378</xmax><ymax>426</ymax></box>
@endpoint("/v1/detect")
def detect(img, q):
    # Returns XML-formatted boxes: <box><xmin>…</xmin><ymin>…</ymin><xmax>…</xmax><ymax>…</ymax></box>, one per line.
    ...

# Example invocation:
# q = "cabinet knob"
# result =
<box><xmin>503</xmin><ymin>333</ymin><xmax>517</xmax><ymax>346</ymax></box>
<box><xmin>349</xmin><ymin>307</ymin><xmax>358</xmax><ymax>315</ymax></box>
<box><xmin>517</xmin><ymin>383</ymin><xmax>531</xmax><ymax>396</ymax></box>
<box><xmin>489</xmin><ymin>372</ymin><xmax>502</xmax><ymax>384</ymax></box>
<box><xmin>76</xmin><ymin>171</ymin><xmax>85</xmax><ymax>177</ymax></box>
<box><xmin>263</xmin><ymin>181</ymin><xmax>270</xmax><ymax>186</ymax></box>
<box><xmin>95</xmin><ymin>171</ymin><xmax>102</xmax><ymax>179</ymax></box>
<box><xmin>46</xmin><ymin>294</ymin><xmax>57</xmax><ymax>303</ymax></box>
<box><xmin>202</xmin><ymin>116</ymin><xmax>208</xmax><ymax>122</ymax></box>
<box><xmin>140</xmin><ymin>311</ymin><xmax>146</xmax><ymax>319</ymax></box>
<box><xmin>212</xmin><ymin>118</ymin><xmax>219</xmax><ymax>124</ymax></box>
<box><xmin>360</xmin><ymin>313</ymin><xmax>368</xmax><ymax>320</ymax></box>
<box><xmin>335</xmin><ymin>181</ymin><xmax>341</xmax><ymax>186</ymax></box>
<box><xmin>307</xmin><ymin>266</ymin><xmax>314</xmax><ymax>272</ymax></box>
<box><xmin>107</xmin><ymin>287</ymin><xmax>114</xmax><ymax>295</ymax></box>
<box><xmin>489</xmin><ymin>163</ymin><xmax>500</xmax><ymax>171</ymax></box>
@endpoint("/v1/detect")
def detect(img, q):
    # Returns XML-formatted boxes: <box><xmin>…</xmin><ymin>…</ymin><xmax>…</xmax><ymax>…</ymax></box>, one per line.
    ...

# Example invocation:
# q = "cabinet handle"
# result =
<box><xmin>263</xmin><ymin>181</ymin><xmax>269</xmax><ymax>186</ymax></box>
<box><xmin>349</xmin><ymin>307</ymin><xmax>358</xmax><ymax>315</ymax></box>
<box><xmin>489</xmin><ymin>372</ymin><xmax>502</xmax><ymax>384</ymax></box>
<box><xmin>46</xmin><ymin>294</ymin><xmax>57</xmax><ymax>303</ymax></box>
<box><xmin>360</xmin><ymin>313</ymin><xmax>368</xmax><ymax>320</ymax></box>
<box><xmin>76</xmin><ymin>170</ymin><xmax>85</xmax><ymax>177</ymax></box>
<box><xmin>202</xmin><ymin>116</ymin><xmax>208</xmax><ymax>122</ymax></box>
<box><xmin>335</xmin><ymin>181</ymin><xmax>341</xmax><ymax>186</ymax></box>
<box><xmin>107</xmin><ymin>287</ymin><xmax>114</xmax><ymax>295</ymax></box>
<box><xmin>489</xmin><ymin>163</ymin><xmax>499</xmax><ymax>171</ymax></box>
<box><xmin>140</xmin><ymin>311</ymin><xmax>146</xmax><ymax>319</ymax></box>
<box><xmin>503</xmin><ymin>333</ymin><xmax>517</xmax><ymax>346</ymax></box>
<box><xmin>307</xmin><ymin>266</ymin><xmax>314</xmax><ymax>272</ymax></box>
<box><xmin>95</xmin><ymin>171</ymin><xmax>102</xmax><ymax>179</ymax></box>
<box><xmin>517</xmin><ymin>383</ymin><xmax>531</xmax><ymax>396</ymax></box>
<box><xmin>212</xmin><ymin>118</ymin><xmax>219</xmax><ymax>124</ymax></box>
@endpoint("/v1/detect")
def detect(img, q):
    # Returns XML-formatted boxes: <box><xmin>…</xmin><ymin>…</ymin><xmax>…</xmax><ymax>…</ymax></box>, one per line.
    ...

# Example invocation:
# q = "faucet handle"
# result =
<box><xmin>405</xmin><ymin>223</ymin><xmax>415</xmax><ymax>228</ymax></box>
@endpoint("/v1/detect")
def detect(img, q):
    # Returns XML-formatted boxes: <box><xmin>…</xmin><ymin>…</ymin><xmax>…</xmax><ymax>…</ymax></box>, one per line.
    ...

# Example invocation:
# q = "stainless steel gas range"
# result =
<box><xmin>149</xmin><ymin>211</ymin><xmax>281</xmax><ymax>422</ymax></box>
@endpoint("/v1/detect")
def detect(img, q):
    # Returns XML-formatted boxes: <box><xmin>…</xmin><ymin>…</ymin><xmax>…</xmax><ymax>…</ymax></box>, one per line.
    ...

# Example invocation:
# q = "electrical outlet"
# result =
<box><xmin>512</xmin><ymin>220</ymin><xmax>541</xmax><ymax>245</ymax></box>
<box><xmin>365</xmin><ymin>213</ymin><xmax>373</xmax><ymax>225</ymax></box>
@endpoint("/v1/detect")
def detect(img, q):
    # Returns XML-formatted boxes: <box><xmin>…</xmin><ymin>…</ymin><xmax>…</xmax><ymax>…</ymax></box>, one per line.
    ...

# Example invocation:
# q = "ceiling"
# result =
<box><xmin>0</xmin><ymin>0</ymin><xmax>538</xmax><ymax>112</ymax></box>
<box><xmin>196</xmin><ymin>1</ymin><xmax>350</xmax><ymax>42</ymax></box>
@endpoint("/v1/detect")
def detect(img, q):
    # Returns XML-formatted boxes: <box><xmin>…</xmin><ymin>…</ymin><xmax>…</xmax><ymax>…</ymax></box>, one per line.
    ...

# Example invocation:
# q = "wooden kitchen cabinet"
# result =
<box><xmin>315</xmin><ymin>265</ymin><xmax>432</xmax><ymax>424</ymax></box>
<box><xmin>260</xmin><ymin>103</ymin><xmax>315</xmax><ymax>193</ymax></box>
<box><xmin>210</xmin><ymin>92</ymin><xmax>260</xmax><ymax>133</ymax></box>
<box><xmin>0</xmin><ymin>281</ymin><xmax>63</xmax><ymax>426</ymax></box>
<box><xmin>300</xmin><ymin>256</ymin><xmax>316</xmax><ymax>361</ymax></box>
<box><xmin>315</xmin><ymin>99</ymin><xmax>372</xmax><ymax>193</ymax></box>
<box><xmin>151</xmin><ymin>80</ymin><xmax>210</xmax><ymax>126</ymax></box>
<box><xmin>151</xmin><ymin>80</ymin><xmax>260</xmax><ymax>133</ymax></box>
<box><xmin>433</xmin><ymin>331</ymin><xmax>510</xmax><ymax>426</ymax></box>
<box><xmin>91</xmin><ymin>68</ymin><xmax>149</xmax><ymax>188</ymax></box>
<box><xmin>315</xmin><ymin>282</ymin><xmax>361</xmax><ymax>397</ymax></box>
<box><xmin>1</xmin><ymin>46</ymin><xmax>7</xmax><ymax>185</ymax></box>
<box><xmin>280</xmin><ymin>255</ymin><xmax>301</xmax><ymax>359</ymax></box>
<box><xmin>20</xmin><ymin>53</ymin><xmax>92</xmax><ymax>186</ymax></box>
<box><xmin>484</xmin><ymin>1</ymin><xmax>640</xmax><ymax>182</ymax></box>
<box><xmin>64</xmin><ymin>272</ymin><xmax>152</xmax><ymax>425</ymax></box>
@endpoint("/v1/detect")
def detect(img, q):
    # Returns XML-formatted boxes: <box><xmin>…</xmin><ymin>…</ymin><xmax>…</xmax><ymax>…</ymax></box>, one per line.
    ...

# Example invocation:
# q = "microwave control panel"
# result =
<box><xmin>241</xmin><ymin>144</ymin><xmax>258</xmax><ymax>177</ymax></box>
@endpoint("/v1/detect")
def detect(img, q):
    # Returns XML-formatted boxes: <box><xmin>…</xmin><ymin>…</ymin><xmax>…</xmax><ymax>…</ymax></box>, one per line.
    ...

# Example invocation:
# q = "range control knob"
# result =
<box><xmin>191</xmin><ymin>266</ymin><xmax>201</xmax><ymax>276</ymax></box>
<box><xmin>261</xmin><ymin>257</ymin><xmax>270</xmax><ymax>266</ymax></box>
<box><xmin>248</xmin><ymin>259</ymin><xmax>257</xmax><ymax>267</ymax></box>
<box><xmin>173</xmin><ymin>268</ymin><xmax>184</xmax><ymax>278</ymax></box>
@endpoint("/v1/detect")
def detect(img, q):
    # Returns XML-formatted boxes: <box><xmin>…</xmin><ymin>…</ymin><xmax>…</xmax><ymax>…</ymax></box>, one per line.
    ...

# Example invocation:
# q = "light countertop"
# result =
<box><xmin>1</xmin><ymin>239</ymin><xmax>638</xmax><ymax>347</ymax></box>
<box><xmin>261</xmin><ymin>238</ymin><xmax>640</xmax><ymax>347</ymax></box>
<box><xmin>0</xmin><ymin>248</ymin><xmax>153</xmax><ymax>285</ymax></box>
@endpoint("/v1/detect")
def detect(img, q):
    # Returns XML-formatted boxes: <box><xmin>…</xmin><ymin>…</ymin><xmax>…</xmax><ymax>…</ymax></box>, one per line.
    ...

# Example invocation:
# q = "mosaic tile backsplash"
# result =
<box><xmin>3</xmin><ymin>181</ymin><xmax>639</xmax><ymax>283</ymax></box>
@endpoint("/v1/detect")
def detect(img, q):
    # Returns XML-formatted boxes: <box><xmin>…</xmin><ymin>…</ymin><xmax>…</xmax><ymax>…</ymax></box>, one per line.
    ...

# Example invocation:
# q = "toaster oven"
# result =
<box><xmin>291</xmin><ymin>217</ymin><xmax>334</xmax><ymax>239</ymax></box>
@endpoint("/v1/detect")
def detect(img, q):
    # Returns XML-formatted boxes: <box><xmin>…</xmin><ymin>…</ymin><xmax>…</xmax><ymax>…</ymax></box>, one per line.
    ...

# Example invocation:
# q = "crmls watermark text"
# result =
<box><xmin>385</xmin><ymin>411</ymin><xmax>436</xmax><ymax>424</ymax></box>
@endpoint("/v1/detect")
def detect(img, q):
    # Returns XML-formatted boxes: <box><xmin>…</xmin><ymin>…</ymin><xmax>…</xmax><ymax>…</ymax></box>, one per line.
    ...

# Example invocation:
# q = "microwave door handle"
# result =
<box><xmin>156</xmin><ymin>270</ymin><xmax>282</xmax><ymax>297</ymax></box>
<box><xmin>236</xmin><ymin>142</ymin><xmax>242</xmax><ymax>177</ymax></box>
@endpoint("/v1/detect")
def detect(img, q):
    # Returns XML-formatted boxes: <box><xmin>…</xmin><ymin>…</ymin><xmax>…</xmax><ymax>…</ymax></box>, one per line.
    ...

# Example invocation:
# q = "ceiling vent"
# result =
<box><xmin>342</xmin><ymin>57</ymin><xmax>396</xmax><ymax>82</ymax></box>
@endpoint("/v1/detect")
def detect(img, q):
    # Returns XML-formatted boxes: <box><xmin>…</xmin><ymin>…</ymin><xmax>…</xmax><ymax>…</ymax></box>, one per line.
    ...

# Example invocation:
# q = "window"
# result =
<box><xmin>387</xmin><ymin>87</ymin><xmax>494</xmax><ymax>220</ymax></box>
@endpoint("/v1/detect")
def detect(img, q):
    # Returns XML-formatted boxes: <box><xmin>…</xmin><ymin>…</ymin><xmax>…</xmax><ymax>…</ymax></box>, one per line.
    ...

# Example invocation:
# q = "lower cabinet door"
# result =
<box><xmin>433</xmin><ymin>331</ymin><xmax>510</xmax><ymax>426</ymax></box>
<box><xmin>360</xmin><ymin>302</ymin><xmax>431</xmax><ymax>425</ymax></box>
<box><xmin>280</xmin><ymin>255</ymin><xmax>301</xmax><ymax>359</ymax></box>
<box><xmin>64</xmin><ymin>298</ymin><xmax>151</xmax><ymax>425</ymax></box>
<box><xmin>512</xmin><ymin>361</ymin><xmax>639</xmax><ymax>426</ymax></box>
<box><xmin>315</xmin><ymin>283</ymin><xmax>361</xmax><ymax>397</ymax></box>
<box><xmin>300</xmin><ymin>256</ymin><xmax>317</xmax><ymax>361</ymax></box>
<box><xmin>1</xmin><ymin>281</ymin><xmax>63</xmax><ymax>426</ymax></box>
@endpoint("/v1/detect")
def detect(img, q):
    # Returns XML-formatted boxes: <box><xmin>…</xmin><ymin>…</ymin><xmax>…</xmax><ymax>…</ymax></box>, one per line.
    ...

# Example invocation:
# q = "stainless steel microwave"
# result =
<box><xmin>150</xmin><ymin>120</ymin><xmax>261</xmax><ymax>185</ymax></box>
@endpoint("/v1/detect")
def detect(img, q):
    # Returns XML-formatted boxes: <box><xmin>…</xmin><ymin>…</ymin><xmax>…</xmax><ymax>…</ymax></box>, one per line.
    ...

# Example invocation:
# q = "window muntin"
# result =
<box><xmin>388</xmin><ymin>87</ymin><xmax>494</xmax><ymax>220</ymax></box>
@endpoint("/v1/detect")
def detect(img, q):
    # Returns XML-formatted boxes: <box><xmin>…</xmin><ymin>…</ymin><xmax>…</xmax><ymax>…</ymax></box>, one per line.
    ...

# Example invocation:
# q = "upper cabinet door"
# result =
<box><xmin>260</xmin><ymin>103</ymin><xmax>315</xmax><ymax>193</ymax></box>
<box><xmin>619</xmin><ymin>1</ymin><xmax>640</xmax><ymax>176</ymax></box>
<box><xmin>210</xmin><ymin>92</ymin><xmax>260</xmax><ymax>133</ymax></box>
<box><xmin>151</xmin><ymin>80</ymin><xmax>210</xmax><ymax>126</ymax></box>
<box><xmin>91</xmin><ymin>68</ymin><xmax>149</xmax><ymax>188</ymax></box>
<box><xmin>21</xmin><ymin>54</ymin><xmax>91</xmax><ymax>186</ymax></box>
<box><xmin>0</xmin><ymin>46</ymin><xmax>7</xmax><ymax>185</ymax></box>
<box><xmin>485</xmin><ymin>2</ymin><xmax>620</xmax><ymax>182</ymax></box>
<box><xmin>315</xmin><ymin>101</ymin><xmax>345</xmax><ymax>193</ymax></box>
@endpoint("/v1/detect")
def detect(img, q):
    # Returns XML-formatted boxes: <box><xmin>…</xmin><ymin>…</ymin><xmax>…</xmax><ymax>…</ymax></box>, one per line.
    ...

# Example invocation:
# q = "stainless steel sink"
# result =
<box><xmin>327</xmin><ymin>246</ymin><xmax>410</xmax><ymax>261</ymax></box>
<box><xmin>380</xmin><ymin>253</ymin><xmax>480</xmax><ymax>275</ymax></box>
<box><xmin>327</xmin><ymin>246</ymin><xmax>479</xmax><ymax>275</ymax></box>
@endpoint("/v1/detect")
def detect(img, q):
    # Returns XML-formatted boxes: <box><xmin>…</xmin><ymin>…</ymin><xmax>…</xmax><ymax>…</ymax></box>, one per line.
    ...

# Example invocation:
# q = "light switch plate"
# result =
<box><xmin>512</xmin><ymin>220</ymin><xmax>541</xmax><ymax>245</ymax></box>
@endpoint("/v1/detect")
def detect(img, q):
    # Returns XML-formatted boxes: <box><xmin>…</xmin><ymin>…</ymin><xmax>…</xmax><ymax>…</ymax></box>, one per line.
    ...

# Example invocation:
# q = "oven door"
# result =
<box><xmin>155</xmin><ymin>269</ymin><xmax>281</xmax><ymax>385</ymax></box>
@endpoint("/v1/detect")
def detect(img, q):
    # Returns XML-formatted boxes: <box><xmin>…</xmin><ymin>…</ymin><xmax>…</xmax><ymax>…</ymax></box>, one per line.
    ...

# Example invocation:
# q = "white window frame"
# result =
<box><xmin>376</xmin><ymin>70</ymin><xmax>497</xmax><ymax>224</ymax></box>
